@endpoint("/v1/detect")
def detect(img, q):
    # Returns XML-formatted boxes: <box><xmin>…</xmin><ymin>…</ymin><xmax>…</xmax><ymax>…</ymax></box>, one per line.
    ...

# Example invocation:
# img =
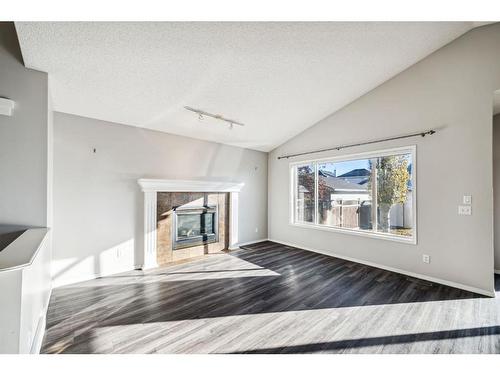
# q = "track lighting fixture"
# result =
<box><xmin>184</xmin><ymin>106</ymin><xmax>244</xmax><ymax>128</ymax></box>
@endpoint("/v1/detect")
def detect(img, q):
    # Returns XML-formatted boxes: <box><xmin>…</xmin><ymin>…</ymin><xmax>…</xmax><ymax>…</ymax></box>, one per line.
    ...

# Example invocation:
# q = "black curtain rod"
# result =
<box><xmin>277</xmin><ymin>129</ymin><xmax>436</xmax><ymax>160</ymax></box>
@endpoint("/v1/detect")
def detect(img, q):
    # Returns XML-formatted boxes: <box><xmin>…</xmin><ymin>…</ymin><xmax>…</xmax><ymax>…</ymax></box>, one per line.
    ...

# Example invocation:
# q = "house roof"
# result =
<box><xmin>319</xmin><ymin>170</ymin><xmax>337</xmax><ymax>178</ymax></box>
<box><xmin>338</xmin><ymin>168</ymin><xmax>371</xmax><ymax>178</ymax></box>
<box><xmin>320</xmin><ymin>175</ymin><xmax>368</xmax><ymax>192</ymax></box>
<box><xmin>307</xmin><ymin>168</ymin><xmax>413</xmax><ymax>193</ymax></box>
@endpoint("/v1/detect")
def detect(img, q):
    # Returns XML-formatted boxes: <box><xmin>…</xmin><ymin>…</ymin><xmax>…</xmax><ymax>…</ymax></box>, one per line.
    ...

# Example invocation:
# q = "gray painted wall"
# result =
<box><xmin>493</xmin><ymin>114</ymin><xmax>500</xmax><ymax>271</ymax></box>
<box><xmin>268</xmin><ymin>24</ymin><xmax>500</xmax><ymax>295</ymax></box>
<box><xmin>0</xmin><ymin>23</ymin><xmax>49</xmax><ymax>227</ymax></box>
<box><xmin>0</xmin><ymin>23</ymin><xmax>52</xmax><ymax>354</ymax></box>
<box><xmin>52</xmin><ymin>112</ymin><xmax>268</xmax><ymax>286</ymax></box>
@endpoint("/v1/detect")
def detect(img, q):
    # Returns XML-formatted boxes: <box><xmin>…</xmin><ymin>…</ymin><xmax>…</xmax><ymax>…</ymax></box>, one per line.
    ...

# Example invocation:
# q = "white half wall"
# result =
<box><xmin>52</xmin><ymin>112</ymin><xmax>268</xmax><ymax>286</ymax></box>
<box><xmin>0</xmin><ymin>229</ymin><xmax>51</xmax><ymax>354</ymax></box>
<box><xmin>268</xmin><ymin>24</ymin><xmax>500</xmax><ymax>296</ymax></box>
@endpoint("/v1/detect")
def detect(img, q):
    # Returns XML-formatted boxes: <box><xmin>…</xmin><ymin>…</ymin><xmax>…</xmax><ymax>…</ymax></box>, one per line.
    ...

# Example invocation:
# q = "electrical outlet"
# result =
<box><xmin>255</xmin><ymin>227</ymin><xmax>259</xmax><ymax>233</ymax></box>
<box><xmin>458</xmin><ymin>205</ymin><xmax>472</xmax><ymax>215</ymax></box>
<box><xmin>463</xmin><ymin>195</ymin><xmax>472</xmax><ymax>205</ymax></box>
<box><xmin>422</xmin><ymin>254</ymin><xmax>430</xmax><ymax>264</ymax></box>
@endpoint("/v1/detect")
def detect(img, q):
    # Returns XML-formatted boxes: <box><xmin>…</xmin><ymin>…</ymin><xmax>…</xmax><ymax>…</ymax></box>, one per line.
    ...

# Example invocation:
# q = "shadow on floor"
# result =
<box><xmin>228</xmin><ymin>325</ymin><xmax>500</xmax><ymax>353</ymax></box>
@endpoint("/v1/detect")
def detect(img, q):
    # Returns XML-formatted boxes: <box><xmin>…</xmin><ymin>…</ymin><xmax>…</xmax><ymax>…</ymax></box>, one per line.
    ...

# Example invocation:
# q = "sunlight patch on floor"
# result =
<box><xmin>70</xmin><ymin>298</ymin><xmax>500</xmax><ymax>354</ymax></box>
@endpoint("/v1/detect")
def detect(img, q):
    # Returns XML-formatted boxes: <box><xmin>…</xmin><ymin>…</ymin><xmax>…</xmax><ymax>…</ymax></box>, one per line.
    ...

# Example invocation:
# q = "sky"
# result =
<box><xmin>320</xmin><ymin>154</ymin><xmax>412</xmax><ymax>176</ymax></box>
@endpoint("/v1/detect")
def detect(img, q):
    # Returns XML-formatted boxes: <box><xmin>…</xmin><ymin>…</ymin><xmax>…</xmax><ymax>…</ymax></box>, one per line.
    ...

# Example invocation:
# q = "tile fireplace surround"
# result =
<box><xmin>137</xmin><ymin>179</ymin><xmax>244</xmax><ymax>269</ymax></box>
<box><xmin>157</xmin><ymin>192</ymin><xmax>227</xmax><ymax>265</ymax></box>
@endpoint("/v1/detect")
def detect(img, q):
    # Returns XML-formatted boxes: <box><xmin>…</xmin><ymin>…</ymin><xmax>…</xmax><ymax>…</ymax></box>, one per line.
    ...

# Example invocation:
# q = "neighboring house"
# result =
<box><xmin>319</xmin><ymin>170</ymin><xmax>370</xmax><ymax>199</ymax></box>
<box><xmin>318</xmin><ymin>170</ymin><xmax>370</xmax><ymax>228</ymax></box>
<box><xmin>338</xmin><ymin>168</ymin><xmax>371</xmax><ymax>185</ymax></box>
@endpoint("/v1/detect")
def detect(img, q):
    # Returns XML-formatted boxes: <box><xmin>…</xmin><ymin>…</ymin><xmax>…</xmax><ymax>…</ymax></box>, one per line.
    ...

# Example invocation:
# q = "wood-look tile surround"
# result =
<box><xmin>156</xmin><ymin>192</ymin><xmax>229</xmax><ymax>265</ymax></box>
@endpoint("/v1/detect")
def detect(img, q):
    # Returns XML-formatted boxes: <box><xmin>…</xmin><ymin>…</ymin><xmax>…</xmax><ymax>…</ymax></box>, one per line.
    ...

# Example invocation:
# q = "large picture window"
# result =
<box><xmin>290</xmin><ymin>146</ymin><xmax>416</xmax><ymax>243</ymax></box>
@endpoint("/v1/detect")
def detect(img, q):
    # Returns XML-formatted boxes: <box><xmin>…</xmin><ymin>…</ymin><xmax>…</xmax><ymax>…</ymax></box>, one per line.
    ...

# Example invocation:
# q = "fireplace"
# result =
<box><xmin>173</xmin><ymin>205</ymin><xmax>218</xmax><ymax>250</ymax></box>
<box><xmin>138</xmin><ymin>179</ymin><xmax>243</xmax><ymax>268</ymax></box>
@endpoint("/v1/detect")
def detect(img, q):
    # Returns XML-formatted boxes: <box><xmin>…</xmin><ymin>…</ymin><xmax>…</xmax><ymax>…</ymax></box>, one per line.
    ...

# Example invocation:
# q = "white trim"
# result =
<box><xmin>229</xmin><ymin>238</ymin><xmax>269</xmax><ymax>250</ymax></box>
<box><xmin>289</xmin><ymin>145</ymin><xmax>417</xmax><ymax>245</ymax></box>
<box><xmin>53</xmin><ymin>264</ymin><xmax>143</xmax><ymax>288</ymax></box>
<box><xmin>138</xmin><ymin>179</ymin><xmax>244</xmax><ymax>193</ymax></box>
<box><xmin>290</xmin><ymin>222</ymin><xmax>415</xmax><ymax>245</ymax></box>
<box><xmin>30</xmin><ymin>288</ymin><xmax>52</xmax><ymax>354</ymax></box>
<box><xmin>494</xmin><ymin>269</ymin><xmax>500</xmax><ymax>275</ymax></box>
<box><xmin>228</xmin><ymin>192</ymin><xmax>239</xmax><ymax>249</ymax></box>
<box><xmin>142</xmin><ymin>191</ymin><xmax>158</xmax><ymax>270</ymax></box>
<box><xmin>314</xmin><ymin>163</ymin><xmax>319</xmax><ymax>225</ymax></box>
<box><xmin>269</xmin><ymin>238</ymin><xmax>495</xmax><ymax>297</ymax></box>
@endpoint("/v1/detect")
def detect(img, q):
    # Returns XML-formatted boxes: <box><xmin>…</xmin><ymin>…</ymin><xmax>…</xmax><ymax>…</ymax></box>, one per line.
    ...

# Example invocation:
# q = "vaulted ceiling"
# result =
<box><xmin>15</xmin><ymin>22</ymin><xmax>482</xmax><ymax>151</ymax></box>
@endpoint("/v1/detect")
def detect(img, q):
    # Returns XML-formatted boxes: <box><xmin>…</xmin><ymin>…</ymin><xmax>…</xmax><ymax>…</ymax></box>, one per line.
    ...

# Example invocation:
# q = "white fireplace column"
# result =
<box><xmin>138</xmin><ymin>179</ymin><xmax>244</xmax><ymax>270</ymax></box>
<box><xmin>142</xmin><ymin>190</ymin><xmax>158</xmax><ymax>269</ymax></box>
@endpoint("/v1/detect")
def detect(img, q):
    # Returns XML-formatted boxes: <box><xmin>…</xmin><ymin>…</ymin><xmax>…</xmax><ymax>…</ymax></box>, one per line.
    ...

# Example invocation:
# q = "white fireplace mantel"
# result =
<box><xmin>137</xmin><ymin>179</ymin><xmax>244</xmax><ymax>270</ymax></box>
<box><xmin>138</xmin><ymin>179</ymin><xmax>244</xmax><ymax>193</ymax></box>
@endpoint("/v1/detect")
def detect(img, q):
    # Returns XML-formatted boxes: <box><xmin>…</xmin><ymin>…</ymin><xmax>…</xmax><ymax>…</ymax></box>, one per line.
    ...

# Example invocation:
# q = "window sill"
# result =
<box><xmin>289</xmin><ymin>221</ymin><xmax>417</xmax><ymax>245</ymax></box>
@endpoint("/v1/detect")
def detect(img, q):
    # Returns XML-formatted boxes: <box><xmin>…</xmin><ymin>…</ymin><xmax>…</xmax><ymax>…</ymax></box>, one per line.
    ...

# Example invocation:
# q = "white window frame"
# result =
<box><xmin>289</xmin><ymin>145</ymin><xmax>417</xmax><ymax>245</ymax></box>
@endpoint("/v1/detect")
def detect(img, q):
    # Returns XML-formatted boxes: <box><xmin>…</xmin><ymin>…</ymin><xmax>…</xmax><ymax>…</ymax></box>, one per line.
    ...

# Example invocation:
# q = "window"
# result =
<box><xmin>294</xmin><ymin>164</ymin><xmax>315</xmax><ymax>223</ymax></box>
<box><xmin>291</xmin><ymin>146</ymin><xmax>416</xmax><ymax>243</ymax></box>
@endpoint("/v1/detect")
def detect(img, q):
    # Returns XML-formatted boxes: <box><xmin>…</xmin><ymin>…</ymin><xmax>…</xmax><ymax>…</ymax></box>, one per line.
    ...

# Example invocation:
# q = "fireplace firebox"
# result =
<box><xmin>173</xmin><ymin>205</ymin><xmax>218</xmax><ymax>250</ymax></box>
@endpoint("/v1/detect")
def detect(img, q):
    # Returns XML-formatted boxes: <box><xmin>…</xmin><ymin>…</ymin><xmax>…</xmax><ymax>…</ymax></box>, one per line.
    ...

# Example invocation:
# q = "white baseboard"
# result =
<box><xmin>229</xmin><ymin>238</ymin><xmax>269</xmax><ymax>250</ymax></box>
<box><xmin>53</xmin><ymin>264</ymin><xmax>141</xmax><ymax>288</ymax></box>
<box><xmin>495</xmin><ymin>269</ymin><xmax>500</xmax><ymax>275</ymax></box>
<box><xmin>269</xmin><ymin>238</ymin><xmax>496</xmax><ymax>298</ymax></box>
<box><xmin>30</xmin><ymin>287</ymin><xmax>52</xmax><ymax>354</ymax></box>
<box><xmin>55</xmin><ymin>239</ymin><xmax>273</xmax><ymax>286</ymax></box>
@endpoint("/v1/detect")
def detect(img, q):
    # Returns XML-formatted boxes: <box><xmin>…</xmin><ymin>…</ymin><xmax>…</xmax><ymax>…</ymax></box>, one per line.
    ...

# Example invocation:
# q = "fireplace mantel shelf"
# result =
<box><xmin>138</xmin><ymin>178</ymin><xmax>243</xmax><ymax>270</ymax></box>
<box><xmin>138</xmin><ymin>179</ymin><xmax>244</xmax><ymax>193</ymax></box>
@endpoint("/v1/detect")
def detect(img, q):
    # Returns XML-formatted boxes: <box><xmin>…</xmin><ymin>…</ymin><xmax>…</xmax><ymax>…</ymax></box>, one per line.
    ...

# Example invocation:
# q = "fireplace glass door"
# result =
<box><xmin>173</xmin><ymin>206</ymin><xmax>218</xmax><ymax>249</ymax></box>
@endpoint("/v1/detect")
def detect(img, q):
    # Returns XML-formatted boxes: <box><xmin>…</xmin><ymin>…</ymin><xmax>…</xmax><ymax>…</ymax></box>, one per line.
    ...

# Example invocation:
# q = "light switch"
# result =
<box><xmin>458</xmin><ymin>205</ymin><xmax>472</xmax><ymax>215</ymax></box>
<box><xmin>463</xmin><ymin>195</ymin><xmax>472</xmax><ymax>205</ymax></box>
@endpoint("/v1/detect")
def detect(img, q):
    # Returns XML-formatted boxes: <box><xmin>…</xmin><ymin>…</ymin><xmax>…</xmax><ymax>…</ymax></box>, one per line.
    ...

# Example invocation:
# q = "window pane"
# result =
<box><xmin>295</xmin><ymin>164</ymin><xmax>315</xmax><ymax>223</ymax></box>
<box><xmin>374</xmin><ymin>153</ymin><xmax>413</xmax><ymax>237</ymax></box>
<box><xmin>292</xmin><ymin>149</ymin><xmax>414</xmax><ymax>241</ymax></box>
<box><xmin>317</xmin><ymin>159</ymin><xmax>373</xmax><ymax>230</ymax></box>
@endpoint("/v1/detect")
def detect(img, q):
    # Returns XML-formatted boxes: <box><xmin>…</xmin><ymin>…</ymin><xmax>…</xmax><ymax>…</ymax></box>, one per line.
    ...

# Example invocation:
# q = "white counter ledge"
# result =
<box><xmin>0</xmin><ymin>227</ymin><xmax>50</xmax><ymax>272</ymax></box>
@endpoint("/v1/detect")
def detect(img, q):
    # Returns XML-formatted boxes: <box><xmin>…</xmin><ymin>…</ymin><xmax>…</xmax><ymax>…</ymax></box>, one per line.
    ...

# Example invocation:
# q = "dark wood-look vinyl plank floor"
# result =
<box><xmin>41</xmin><ymin>241</ymin><xmax>500</xmax><ymax>354</ymax></box>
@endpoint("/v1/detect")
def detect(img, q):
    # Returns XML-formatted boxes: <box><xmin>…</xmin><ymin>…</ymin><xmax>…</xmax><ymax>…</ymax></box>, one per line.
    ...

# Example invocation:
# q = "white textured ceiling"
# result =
<box><xmin>16</xmin><ymin>22</ymin><xmax>479</xmax><ymax>151</ymax></box>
